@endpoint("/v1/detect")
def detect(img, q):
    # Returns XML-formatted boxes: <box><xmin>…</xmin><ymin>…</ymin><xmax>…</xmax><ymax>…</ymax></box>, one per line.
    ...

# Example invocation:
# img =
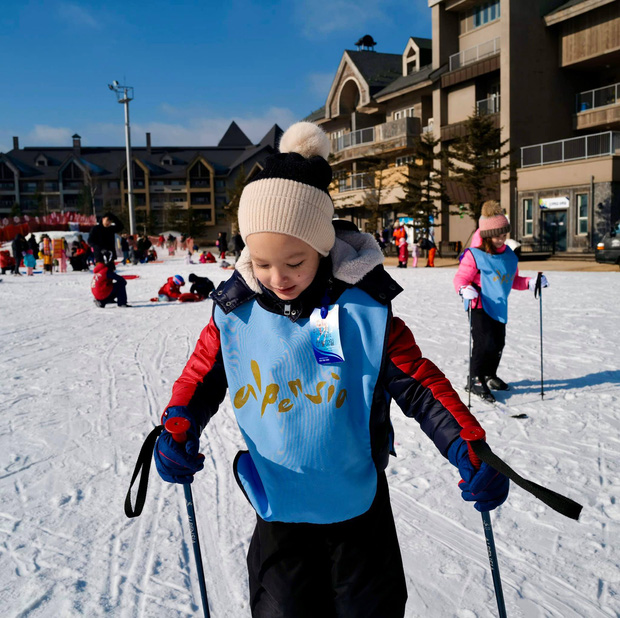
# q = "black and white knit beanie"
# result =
<box><xmin>238</xmin><ymin>122</ymin><xmax>335</xmax><ymax>256</ymax></box>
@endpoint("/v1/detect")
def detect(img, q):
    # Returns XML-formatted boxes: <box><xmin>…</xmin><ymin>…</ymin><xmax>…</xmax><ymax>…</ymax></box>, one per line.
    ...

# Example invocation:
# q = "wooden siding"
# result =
<box><xmin>560</xmin><ymin>3</ymin><xmax>620</xmax><ymax>66</ymax></box>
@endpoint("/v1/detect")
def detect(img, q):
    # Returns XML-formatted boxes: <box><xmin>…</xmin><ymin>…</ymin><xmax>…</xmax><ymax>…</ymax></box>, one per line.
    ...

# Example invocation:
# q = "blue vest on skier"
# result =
<box><xmin>213</xmin><ymin>287</ymin><xmax>389</xmax><ymax>524</ymax></box>
<box><xmin>468</xmin><ymin>247</ymin><xmax>518</xmax><ymax>324</ymax></box>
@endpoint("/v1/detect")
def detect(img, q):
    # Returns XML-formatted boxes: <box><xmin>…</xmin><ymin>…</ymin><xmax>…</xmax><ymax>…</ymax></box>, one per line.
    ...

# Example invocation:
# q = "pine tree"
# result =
<box><xmin>397</xmin><ymin>132</ymin><xmax>446</xmax><ymax>241</ymax></box>
<box><xmin>445</xmin><ymin>113</ymin><xmax>513</xmax><ymax>224</ymax></box>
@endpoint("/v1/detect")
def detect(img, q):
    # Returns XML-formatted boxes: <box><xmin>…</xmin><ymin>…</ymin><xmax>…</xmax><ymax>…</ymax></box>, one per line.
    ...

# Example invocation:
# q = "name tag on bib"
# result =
<box><xmin>310</xmin><ymin>304</ymin><xmax>345</xmax><ymax>364</ymax></box>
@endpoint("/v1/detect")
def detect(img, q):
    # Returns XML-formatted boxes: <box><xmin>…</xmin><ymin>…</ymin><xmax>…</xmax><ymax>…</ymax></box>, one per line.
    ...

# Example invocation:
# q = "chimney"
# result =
<box><xmin>146</xmin><ymin>132</ymin><xmax>152</xmax><ymax>155</ymax></box>
<box><xmin>72</xmin><ymin>133</ymin><xmax>81</xmax><ymax>154</ymax></box>
<box><xmin>13</xmin><ymin>136</ymin><xmax>19</xmax><ymax>150</ymax></box>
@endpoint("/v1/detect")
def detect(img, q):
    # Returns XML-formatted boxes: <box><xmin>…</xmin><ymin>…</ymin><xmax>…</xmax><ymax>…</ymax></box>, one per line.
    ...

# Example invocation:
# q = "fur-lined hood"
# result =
<box><xmin>235</xmin><ymin>228</ymin><xmax>385</xmax><ymax>294</ymax></box>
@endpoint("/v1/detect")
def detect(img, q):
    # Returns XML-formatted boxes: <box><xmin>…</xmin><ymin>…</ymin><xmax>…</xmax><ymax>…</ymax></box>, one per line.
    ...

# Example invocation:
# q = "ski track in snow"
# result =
<box><xmin>0</xmin><ymin>256</ymin><xmax>618</xmax><ymax>617</ymax></box>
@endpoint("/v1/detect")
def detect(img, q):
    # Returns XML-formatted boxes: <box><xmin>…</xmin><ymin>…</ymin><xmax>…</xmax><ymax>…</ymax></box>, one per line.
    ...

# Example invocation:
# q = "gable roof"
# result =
<box><xmin>345</xmin><ymin>50</ymin><xmax>402</xmax><ymax>95</ymax></box>
<box><xmin>217</xmin><ymin>121</ymin><xmax>253</xmax><ymax>147</ymax></box>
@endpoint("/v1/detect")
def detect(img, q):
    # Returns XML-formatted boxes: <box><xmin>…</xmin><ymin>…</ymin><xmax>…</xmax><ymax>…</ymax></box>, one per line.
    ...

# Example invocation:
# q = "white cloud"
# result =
<box><xmin>26</xmin><ymin>125</ymin><xmax>74</xmax><ymax>146</ymax></box>
<box><xmin>57</xmin><ymin>3</ymin><xmax>101</xmax><ymax>29</ymax></box>
<box><xmin>83</xmin><ymin>107</ymin><xmax>298</xmax><ymax>147</ymax></box>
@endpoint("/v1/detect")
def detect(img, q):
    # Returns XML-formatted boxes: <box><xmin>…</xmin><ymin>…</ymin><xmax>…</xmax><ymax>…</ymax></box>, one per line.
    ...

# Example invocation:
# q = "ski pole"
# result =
<box><xmin>464</xmin><ymin>298</ymin><xmax>472</xmax><ymax>409</ymax></box>
<box><xmin>534</xmin><ymin>272</ymin><xmax>544</xmax><ymax>400</ymax></box>
<box><xmin>461</xmin><ymin>427</ymin><xmax>507</xmax><ymax>618</ymax></box>
<box><xmin>165</xmin><ymin>417</ymin><xmax>211</xmax><ymax>618</ymax></box>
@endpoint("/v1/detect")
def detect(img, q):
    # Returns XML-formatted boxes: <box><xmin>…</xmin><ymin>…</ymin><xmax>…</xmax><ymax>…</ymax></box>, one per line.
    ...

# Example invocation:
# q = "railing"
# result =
<box><xmin>576</xmin><ymin>82</ymin><xmax>620</xmax><ymax>112</ymax></box>
<box><xmin>521</xmin><ymin>131</ymin><xmax>620</xmax><ymax>167</ymax></box>
<box><xmin>477</xmin><ymin>94</ymin><xmax>500</xmax><ymax>115</ymax></box>
<box><xmin>337</xmin><ymin>172</ymin><xmax>374</xmax><ymax>192</ymax></box>
<box><xmin>331</xmin><ymin>117</ymin><xmax>420</xmax><ymax>153</ymax></box>
<box><xmin>0</xmin><ymin>182</ymin><xmax>15</xmax><ymax>191</ymax></box>
<box><xmin>449</xmin><ymin>37</ymin><xmax>500</xmax><ymax>71</ymax></box>
<box><xmin>332</xmin><ymin>127</ymin><xmax>375</xmax><ymax>151</ymax></box>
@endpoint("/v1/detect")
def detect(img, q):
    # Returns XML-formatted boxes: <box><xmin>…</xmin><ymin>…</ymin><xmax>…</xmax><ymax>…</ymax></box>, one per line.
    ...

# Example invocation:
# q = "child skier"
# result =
<box><xmin>453</xmin><ymin>201</ymin><xmax>548</xmax><ymax>402</ymax></box>
<box><xmin>91</xmin><ymin>262</ymin><xmax>129</xmax><ymax>308</ymax></box>
<box><xmin>158</xmin><ymin>274</ymin><xmax>185</xmax><ymax>301</ymax></box>
<box><xmin>153</xmin><ymin>122</ymin><xmax>509</xmax><ymax>617</ymax></box>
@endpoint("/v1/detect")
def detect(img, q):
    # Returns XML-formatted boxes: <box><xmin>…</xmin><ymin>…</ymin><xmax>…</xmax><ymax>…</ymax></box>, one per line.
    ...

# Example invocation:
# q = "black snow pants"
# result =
<box><xmin>247</xmin><ymin>472</ymin><xmax>408</xmax><ymax>618</ymax></box>
<box><xmin>471</xmin><ymin>307</ymin><xmax>506</xmax><ymax>379</ymax></box>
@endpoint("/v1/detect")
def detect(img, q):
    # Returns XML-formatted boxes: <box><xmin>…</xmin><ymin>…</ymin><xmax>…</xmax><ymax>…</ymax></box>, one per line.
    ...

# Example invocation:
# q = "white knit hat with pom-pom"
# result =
<box><xmin>238</xmin><ymin>121</ymin><xmax>335</xmax><ymax>256</ymax></box>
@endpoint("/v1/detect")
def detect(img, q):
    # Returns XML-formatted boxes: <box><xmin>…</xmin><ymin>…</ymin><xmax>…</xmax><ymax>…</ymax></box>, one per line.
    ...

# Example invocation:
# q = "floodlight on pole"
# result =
<box><xmin>108</xmin><ymin>81</ymin><xmax>136</xmax><ymax>235</ymax></box>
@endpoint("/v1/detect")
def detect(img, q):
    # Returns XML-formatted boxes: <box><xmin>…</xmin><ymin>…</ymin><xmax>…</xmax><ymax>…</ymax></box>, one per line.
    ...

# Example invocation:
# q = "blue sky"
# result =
<box><xmin>1</xmin><ymin>0</ymin><xmax>431</xmax><ymax>152</ymax></box>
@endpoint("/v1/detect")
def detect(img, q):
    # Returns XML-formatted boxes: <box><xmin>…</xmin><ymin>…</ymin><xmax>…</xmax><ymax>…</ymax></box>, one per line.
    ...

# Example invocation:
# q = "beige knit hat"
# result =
<box><xmin>478</xmin><ymin>200</ymin><xmax>511</xmax><ymax>238</ymax></box>
<box><xmin>238</xmin><ymin>122</ymin><xmax>335</xmax><ymax>256</ymax></box>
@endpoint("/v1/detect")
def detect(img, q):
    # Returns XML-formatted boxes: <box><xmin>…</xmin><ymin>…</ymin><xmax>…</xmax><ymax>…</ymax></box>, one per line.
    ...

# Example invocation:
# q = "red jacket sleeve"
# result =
<box><xmin>384</xmin><ymin>317</ymin><xmax>481</xmax><ymax>456</ymax></box>
<box><xmin>165</xmin><ymin>317</ymin><xmax>227</xmax><ymax>430</ymax></box>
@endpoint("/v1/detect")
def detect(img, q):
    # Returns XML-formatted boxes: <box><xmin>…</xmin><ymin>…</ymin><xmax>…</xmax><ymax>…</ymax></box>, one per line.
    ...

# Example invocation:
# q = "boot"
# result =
<box><xmin>485</xmin><ymin>375</ymin><xmax>510</xmax><ymax>391</ymax></box>
<box><xmin>465</xmin><ymin>376</ymin><xmax>495</xmax><ymax>403</ymax></box>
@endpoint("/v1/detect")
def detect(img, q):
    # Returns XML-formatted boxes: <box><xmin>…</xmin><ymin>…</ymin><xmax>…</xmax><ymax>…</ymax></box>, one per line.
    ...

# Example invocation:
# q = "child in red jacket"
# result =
<box><xmin>91</xmin><ymin>263</ymin><xmax>129</xmax><ymax>307</ymax></box>
<box><xmin>158</xmin><ymin>275</ymin><xmax>185</xmax><ymax>301</ymax></box>
<box><xmin>397</xmin><ymin>237</ymin><xmax>408</xmax><ymax>268</ymax></box>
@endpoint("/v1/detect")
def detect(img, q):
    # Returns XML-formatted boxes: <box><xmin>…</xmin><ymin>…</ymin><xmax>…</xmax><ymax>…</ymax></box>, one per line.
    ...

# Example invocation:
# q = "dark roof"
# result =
<box><xmin>217</xmin><ymin>121</ymin><xmax>252</xmax><ymax>147</ymax></box>
<box><xmin>410</xmin><ymin>37</ymin><xmax>432</xmax><ymax>50</ymax></box>
<box><xmin>374</xmin><ymin>64</ymin><xmax>435</xmax><ymax>98</ymax></box>
<box><xmin>345</xmin><ymin>50</ymin><xmax>403</xmax><ymax>95</ymax></box>
<box><xmin>304</xmin><ymin>106</ymin><xmax>326</xmax><ymax>123</ymax></box>
<box><xmin>1</xmin><ymin>123</ymin><xmax>283</xmax><ymax>180</ymax></box>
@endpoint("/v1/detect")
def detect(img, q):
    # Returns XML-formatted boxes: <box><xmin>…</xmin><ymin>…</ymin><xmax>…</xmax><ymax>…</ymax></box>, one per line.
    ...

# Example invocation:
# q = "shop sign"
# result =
<box><xmin>539</xmin><ymin>197</ymin><xmax>569</xmax><ymax>210</ymax></box>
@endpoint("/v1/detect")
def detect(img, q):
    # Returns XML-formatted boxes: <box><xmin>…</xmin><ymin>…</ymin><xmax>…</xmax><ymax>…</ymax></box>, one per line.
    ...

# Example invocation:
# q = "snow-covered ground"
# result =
<box><xmin>0</xmin><ymin>251</ymin><xmax>618</xmax><ymax>617</ymax></box>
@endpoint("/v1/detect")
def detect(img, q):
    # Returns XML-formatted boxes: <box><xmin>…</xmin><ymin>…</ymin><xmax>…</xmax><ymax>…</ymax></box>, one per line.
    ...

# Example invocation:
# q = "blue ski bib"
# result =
<box><xmin>214</xmin><ymin>287</ymin><xmax>388</xmax><ymax>524</ymax></box>
<box><xmin>469</xmin><ymin>247</ymin><xmax>518</xmax><ymax>324</ymax></box>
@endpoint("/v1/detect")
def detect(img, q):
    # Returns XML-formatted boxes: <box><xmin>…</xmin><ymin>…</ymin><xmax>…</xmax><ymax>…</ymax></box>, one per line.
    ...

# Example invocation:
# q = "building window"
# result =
<box><xmin>577</xmin><ymin>193</ymin><xmax>588</xmax><ymax>235</ymax></box>
<box><xmin>461</xmin><ymin>1</ymin><xmax>500</xmax><ymax>33</ymax></box>
<box><xmin>394</xmin><ymin>107</ymin><xmax>415</xmax><ymax>120</ymax></box>
<box><xmin>523</xmin><ymin>198</ymin><xmax>533</xmax><ymax>236</ymax></box>
<box><xmin>395</xmin><ymin>155</ymin><xmax>415</xmax><ymax>166</ymax></box>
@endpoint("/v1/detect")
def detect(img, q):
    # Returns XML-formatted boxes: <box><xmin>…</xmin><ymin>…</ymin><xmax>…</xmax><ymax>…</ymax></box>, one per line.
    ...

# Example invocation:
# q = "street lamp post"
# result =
<box><xmin>108</xmin><ymin>80</ymin><xmax>136</xmax><ymax>235</ymax></box>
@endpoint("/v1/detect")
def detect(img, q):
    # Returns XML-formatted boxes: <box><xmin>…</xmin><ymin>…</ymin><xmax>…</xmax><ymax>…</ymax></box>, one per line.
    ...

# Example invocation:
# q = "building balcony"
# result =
<box><xmin>330</xmin><ymin>117</ymin><xmax>421</xmax><ymax>163</ymax></box>
<box><xmin>575</xmin><ymin>83</ymin><xmax>620</xmax><ymax>130</ymax></box>
<box><xmin>477</xmin><ymin>94</ymin><xmax>500</xmax><ymax>115</ymax></box>
<box><xmin>520</xmin><ymin>131</ymin><xmax>620</xmax><ymax>168</ymax></box>
<box><xmin>449</xmin><ymin>37</ymin><xmax>500</xmax><ymax>72</ymax></box>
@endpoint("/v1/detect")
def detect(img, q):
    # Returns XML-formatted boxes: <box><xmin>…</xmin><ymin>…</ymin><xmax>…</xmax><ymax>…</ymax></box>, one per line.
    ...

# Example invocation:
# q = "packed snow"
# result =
<box><xmin>0</xmin><ymin>250</ymin><xmax>618</xmax><ymax>617</ymax></box>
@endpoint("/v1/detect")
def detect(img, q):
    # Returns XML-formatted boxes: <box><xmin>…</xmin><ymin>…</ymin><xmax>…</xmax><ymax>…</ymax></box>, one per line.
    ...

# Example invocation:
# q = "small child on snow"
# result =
<box><xmin>158</xmin><ymin>275</ymin><xmax>185</xmax><ymax>301</ymax></box>
<box><xmin>91</xmin><ymin>262</ymin><xmax>129</xmax><ymax>308</ymax></box>
<box><xmin>153</xmin><ymin>122</ymin><xmax>509</xmax><ymax>617</ymax></box>
<box><xmin>397</xmin><ymin>236</ymin><xmax>408</xmax><ymax>268</ymax></box>
<box><xmin>23</xmin><ymin>250</ymin><xmax>37</xmax><ymax>276</ymax></box>
<box><xmin>188</xmin><ymin>273</ymin><xmax>214</xmax><ymax>299</ymax></box>
<box><xmin>453</xmin><ymin>201</ymin><xmax>549</xmax><ymax>402</ymax></box>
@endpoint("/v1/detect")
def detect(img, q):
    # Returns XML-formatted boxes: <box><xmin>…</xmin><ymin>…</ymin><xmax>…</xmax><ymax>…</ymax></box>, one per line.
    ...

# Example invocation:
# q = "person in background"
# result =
<box><xmin>91</xmin><ymin>262</ymin><xmax>129</xmax><ymax>308</ymax></box>
<box><xmin>11</xmin><ymin>233</ymin><xmax>26</xmax><ymax>276</ymax></box>
<box><xmin>411</xmin><ymin>238</ymin><xmax>420</xmax><ymax>268</ymax></box>
<box><xmin>88</xmin><ymin>212</ymin><xmax>123</xmax><ymax>265</ymax></box>
<box><xmin>158</xmin><ymin>274</ymin><xmax>185</xmax><ymax>302</ymax></box>
<box><xmin>24</xmin><ymin>249</ymin><xmax>37</xmax><ymax>276</ymax></box>
<box><xmin>232</xmin><ymin>231</ymin><xmax>245</xmax><ymax>262</ymax></box>
<box><xmin>188</xmin><ymin>273</ymin><xmax>214</xmax><ymax>299</ymax></box>
<box><xmin>40</xmin><ymin>234</ymin><xmax>53</xmax><ymax>274</ymax></box>
<box><xmin>152</xmin><ymin>122</ymin><xmax>508</xmax><ymax>618</ymax></box>
<box><xmin>27</xmin><ymin>233</ymin><xmax>39</xmax><ymax>259</ymax></box>
<box><xmin>397</xmin><ymin>237</ymin><xmax>408</xmax><ymax>268</ymax></box>
<box><xmin>216</xmin><ymin>231</ymin><xmax>228</xmax><ymax>260</ymax></box>
<box><xmin>453</xmin><ymin>200</ymin><xmax>548</xmax><ymax>402</ymax></box>
<box><xmin>120</xmin><ymin>234</ymin><xmax>130</xmax><ymax>265</ymax></box>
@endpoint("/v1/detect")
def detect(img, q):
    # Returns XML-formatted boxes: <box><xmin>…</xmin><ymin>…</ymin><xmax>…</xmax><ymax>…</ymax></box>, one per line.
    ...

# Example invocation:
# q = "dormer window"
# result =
<box><xmin>35</xmin><ymin>156</ymin><xmax>47</xmax><ymax>167</ymax></box>
<box><xmin>161</xmin><ymin>156</ymin><xmax>173</xmax><ymax>165</ymax></box>
<box><xmin>405</xmin><ymin>48</ymin><xmax>418</xmax><ymax>75</ymax></box>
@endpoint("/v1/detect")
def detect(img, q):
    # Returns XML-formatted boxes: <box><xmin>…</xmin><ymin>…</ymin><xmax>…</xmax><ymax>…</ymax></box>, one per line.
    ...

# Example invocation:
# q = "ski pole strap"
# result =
<box><xmin>124</xmin><ymin>425</ymin><xmax>164</xmax><ymax>519</ymax></box>
<box><xmin>469</xmin><ymin>439</ymin><xmax>582</xmax><ymax>521</ymax></box>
